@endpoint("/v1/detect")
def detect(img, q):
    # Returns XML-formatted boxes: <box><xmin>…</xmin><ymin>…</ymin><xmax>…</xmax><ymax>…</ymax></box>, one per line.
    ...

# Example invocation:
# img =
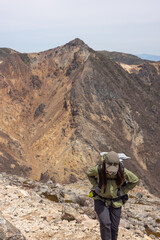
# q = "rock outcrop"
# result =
<box><xmin>0</xmin><ymin>39</ymin><xmax>160</xmax><ymax>196</ymax></box>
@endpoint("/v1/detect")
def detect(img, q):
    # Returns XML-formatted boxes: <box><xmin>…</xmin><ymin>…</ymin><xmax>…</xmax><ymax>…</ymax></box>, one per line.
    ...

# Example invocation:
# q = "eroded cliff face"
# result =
<box><xmin>0</xmin><ymin>39</ymin><xmax>160</xmax><ymax>195</ymax></box>
<box><xmin>69</xmin><ymin>51</ymin><xmax>160</xmax><ymax>195</ymax></box>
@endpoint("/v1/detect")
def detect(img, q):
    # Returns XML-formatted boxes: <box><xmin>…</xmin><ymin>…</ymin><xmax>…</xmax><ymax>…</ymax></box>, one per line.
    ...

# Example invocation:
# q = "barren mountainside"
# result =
<box><xmin>0</xmin><ymin>39</ymin><xmax>160</xmax><ymax>196</ymax></box>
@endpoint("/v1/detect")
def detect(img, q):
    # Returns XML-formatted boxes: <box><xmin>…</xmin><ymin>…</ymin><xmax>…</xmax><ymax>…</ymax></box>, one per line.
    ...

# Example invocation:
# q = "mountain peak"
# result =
<box><xmin>65</xmin><ymin>38</ymin><xmax>86</xmax><ymax>47</ymax></box>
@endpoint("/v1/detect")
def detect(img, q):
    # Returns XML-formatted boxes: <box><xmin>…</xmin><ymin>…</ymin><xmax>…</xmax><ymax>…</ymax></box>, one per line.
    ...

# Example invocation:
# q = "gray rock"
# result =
<box><xmin>136</xmin><ymin>192</ymin><xmax>143</xmax><ymax>199</ymax></box>
<box><xmin>0</xmin><ymin>212</ymin><xmax>26</xmax><ymax>240</ymax></box>
<box><xmin>1</xmin><ymin>172</ymin><xmax>7</xmax><ymax>177</ymax></box>
<box><xmin>61</xmin><ymin>206</ymin><xmax>80</xmax><ymax>221</ymax></box>
<box><xmin>46</xmin><ymin>180</ymin><xmax>53</xmax><ymax>185</ymax></box>
<box><xmin>120</xmin><ymin>219</ymin><xmax>130</xmax><ymax>229</ymax></box>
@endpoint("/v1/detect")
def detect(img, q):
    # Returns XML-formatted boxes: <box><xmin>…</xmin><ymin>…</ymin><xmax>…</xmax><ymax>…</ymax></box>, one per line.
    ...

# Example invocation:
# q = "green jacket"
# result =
<box><xmin>87</xmin><ymin>165</ymin><xmax>139</xmax><ymax>208</ymax></box>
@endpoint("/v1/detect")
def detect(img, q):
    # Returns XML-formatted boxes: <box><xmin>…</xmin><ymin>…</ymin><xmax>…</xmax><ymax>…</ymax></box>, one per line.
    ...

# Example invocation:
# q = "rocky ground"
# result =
<box><xmin>0</xmin><ymin>172</ymin><xmax>160</xmax><ymax>240</ymax></box>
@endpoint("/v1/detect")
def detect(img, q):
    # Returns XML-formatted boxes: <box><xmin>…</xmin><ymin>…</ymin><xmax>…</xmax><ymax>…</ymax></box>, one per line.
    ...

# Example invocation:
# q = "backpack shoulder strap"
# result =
<box><xmin>120</xmin><ymin>160</ymin><xmax>124</xmax><ymax>173</ymax></box>
<box><xmin>98</xmin><ymin>164</ymin><xmax>102</xmax><ymax>189</ymax></box>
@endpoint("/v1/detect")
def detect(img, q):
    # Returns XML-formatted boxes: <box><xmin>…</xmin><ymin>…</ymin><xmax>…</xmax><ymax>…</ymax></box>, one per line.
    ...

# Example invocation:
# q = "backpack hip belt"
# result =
<box><xmin>95</xmin><ymin>193</ymin><xmax>122</xmax><ymax>202</ymax></box>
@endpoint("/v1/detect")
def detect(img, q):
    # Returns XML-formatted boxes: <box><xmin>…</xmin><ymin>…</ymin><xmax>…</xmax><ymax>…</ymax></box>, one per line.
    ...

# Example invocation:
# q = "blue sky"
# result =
<box><xmin>0</xmin><ymin>0</ymin><xmax>160</xmax><ymax>55</ymax></box>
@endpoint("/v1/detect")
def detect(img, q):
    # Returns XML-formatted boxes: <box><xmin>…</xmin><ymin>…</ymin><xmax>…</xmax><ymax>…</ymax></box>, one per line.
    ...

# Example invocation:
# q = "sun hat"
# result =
<box><xmin>105</xmin><ymin>151</ymin><xmax>119</xmax><ymax>164</ymax></box>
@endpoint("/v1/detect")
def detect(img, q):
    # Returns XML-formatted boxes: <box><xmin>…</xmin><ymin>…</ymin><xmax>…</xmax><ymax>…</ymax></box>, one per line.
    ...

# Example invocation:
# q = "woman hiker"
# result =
<box><xmin>86</xmin><ymin>151</ymin><xmax>139</xmax><ymax>240</ymax></box>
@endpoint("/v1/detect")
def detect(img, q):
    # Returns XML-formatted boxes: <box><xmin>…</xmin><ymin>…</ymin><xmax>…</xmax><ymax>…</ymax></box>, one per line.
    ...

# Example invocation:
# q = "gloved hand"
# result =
<box><xmin>95</xmin><ymin>186</ymin><xmax>101</xmax><ymax>194</ymax></box>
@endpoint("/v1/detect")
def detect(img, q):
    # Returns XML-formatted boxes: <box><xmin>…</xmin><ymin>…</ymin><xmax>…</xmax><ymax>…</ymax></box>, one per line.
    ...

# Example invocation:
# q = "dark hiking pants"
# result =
<box><xmin>94</xmin><ymin>199</ymin><xmax>121</xmax><ymax>240</ymax></box>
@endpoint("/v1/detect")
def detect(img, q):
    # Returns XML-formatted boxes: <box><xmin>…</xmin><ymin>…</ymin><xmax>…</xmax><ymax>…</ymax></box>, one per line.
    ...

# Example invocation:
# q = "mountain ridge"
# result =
<box><xmin>136</xmin><ymin>53</ymin><xmax>160</xmax><ymax>62</ymax></box>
